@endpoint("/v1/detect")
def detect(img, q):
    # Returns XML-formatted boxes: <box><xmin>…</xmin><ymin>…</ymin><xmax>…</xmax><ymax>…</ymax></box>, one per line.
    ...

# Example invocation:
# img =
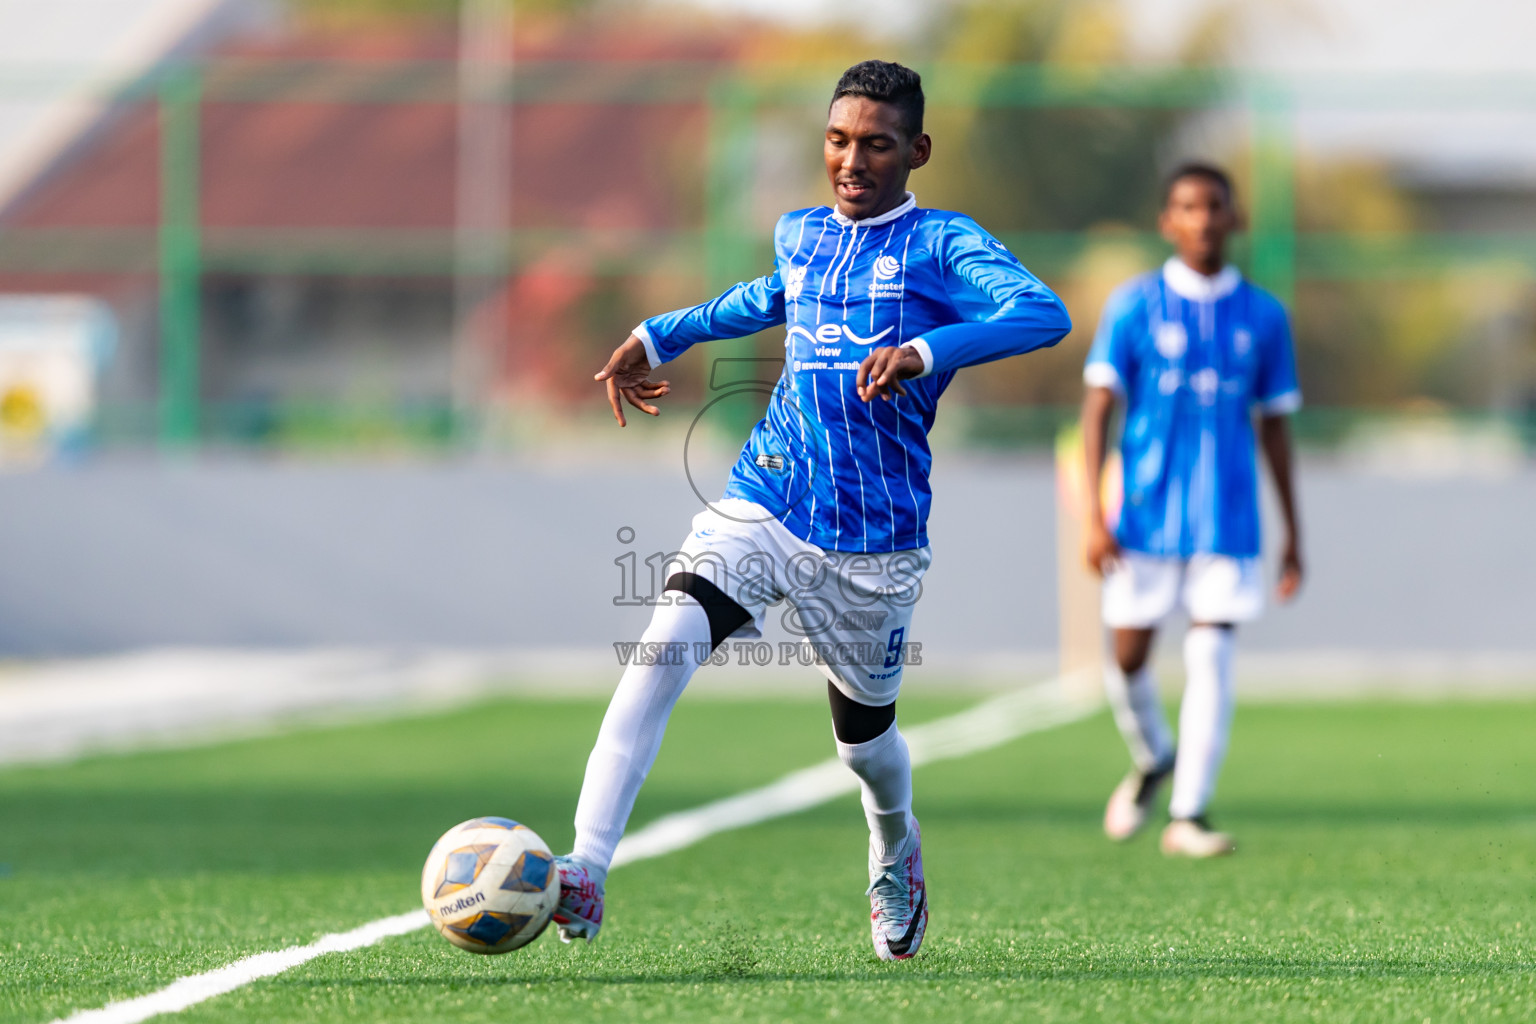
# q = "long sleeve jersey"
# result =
<box><xmin>636</xmin><ymin>193</ymin><xmax>1072</xmax><ymax>553</ymax></box>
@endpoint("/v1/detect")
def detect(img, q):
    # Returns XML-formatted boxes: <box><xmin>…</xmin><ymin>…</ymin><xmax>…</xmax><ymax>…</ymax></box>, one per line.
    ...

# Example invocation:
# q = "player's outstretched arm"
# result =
<box><xmin>1081</xmin><ymin>384</ymin><xmax>1121</xmax><ymax>577</ymax></box>
<box><xmin>908</xmin><ymin>218</ymin><xmax>1072</xmax><ymax>378</ymax></box>
<box><xmin>1260</xmin><ymin>413</ymin><xmax>1304</xmax><ymax>601</ymax></box>
<box><xmin>594</xmin><ymin>335</ymin><xmax>671</xmax><ymax>428</ymax></box>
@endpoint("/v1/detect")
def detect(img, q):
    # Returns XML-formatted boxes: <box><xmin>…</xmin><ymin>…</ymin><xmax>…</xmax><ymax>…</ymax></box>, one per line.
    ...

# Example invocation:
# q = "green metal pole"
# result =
<box><xmin>159</xmin><ymin>68</ymin><xmax>202</xmax><ymax>449</ymax></box>
<box><xmin>703</xmin><ymin>79</ymin><xmax>765</xmax><ymax>437</ymax></box>
<box><xmin>1250</xmin><ymin>90</ymin><xmax>1297</xmax><ymax>307</ymax></box>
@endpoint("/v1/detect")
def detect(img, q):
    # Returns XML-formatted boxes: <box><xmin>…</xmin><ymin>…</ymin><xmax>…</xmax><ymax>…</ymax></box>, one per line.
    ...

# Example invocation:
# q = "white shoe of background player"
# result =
<box><xmin>1160</xmin><ymin>816</ymin><xmax>1236</xmax><ymax>858</ymax></box>
<box><xmin>1103</xmin><ymin>760</ymin><xmax>1174</xmax><ymax>841</ymax></box>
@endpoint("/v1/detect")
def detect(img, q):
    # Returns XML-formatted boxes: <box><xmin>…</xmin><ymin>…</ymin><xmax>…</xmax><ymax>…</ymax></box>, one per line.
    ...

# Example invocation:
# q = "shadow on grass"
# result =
<box><xmin>278</xmin><ymin>954</ymin><xmax>1536</xmax><ymax>990</ymax></box>
<box><xmin>7</xmin><ymin>786</ymin><xmax>1534</xmax><ymax>882</ymax></box>
<box><xmin>901</xmin><ymin>794</ymin><xmax>1536</xmax><ymax>830</ymax></box>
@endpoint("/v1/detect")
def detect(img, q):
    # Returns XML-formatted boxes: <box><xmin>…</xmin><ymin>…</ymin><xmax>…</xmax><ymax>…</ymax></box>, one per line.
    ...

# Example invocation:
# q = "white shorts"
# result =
<box><xmin>1101</xmin><ymin>551</ymin><xmax>1264</xmax><ymax>629</ymax></box>
<box><xmin>669</xmin><ymin>498</ymin><xmax>931</xmax><ymax>706</ymax></box>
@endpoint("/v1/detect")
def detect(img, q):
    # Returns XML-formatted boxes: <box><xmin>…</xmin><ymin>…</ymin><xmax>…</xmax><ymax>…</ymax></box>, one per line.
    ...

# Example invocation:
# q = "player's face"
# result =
<box><xmin>1160</xmin><ymin>176</ymin><xmax>1238</xmax><ymax>274</ymax></box>
<box><xmin>824</xmin><ymin>96</ymin><xmax>931</xmax><ymax>221</ymax></box>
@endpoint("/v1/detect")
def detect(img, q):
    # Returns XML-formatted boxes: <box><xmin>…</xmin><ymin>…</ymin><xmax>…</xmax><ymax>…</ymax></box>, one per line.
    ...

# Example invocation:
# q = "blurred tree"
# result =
<box><xmin>264</xmin><ymin>0</ymin><xmax>1510</xmax><ymax>424</ymax></box>
<box><xmin>917</xmin><ymin>0</ymin><xmax>1180</xmax><ymax>231</ymax></box>
<box><xmin>902</xmin><ymin>0</ymin><xmax>1227</xmax><ymax>407</ymax></box>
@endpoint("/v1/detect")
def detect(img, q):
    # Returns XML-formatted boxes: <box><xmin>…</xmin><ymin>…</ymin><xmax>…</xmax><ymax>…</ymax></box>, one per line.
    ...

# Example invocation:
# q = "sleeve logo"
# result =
<box><xmin>986</xmin><ymin>238</ymin><xmax>1022</xmax><ymax>263</ymax></box>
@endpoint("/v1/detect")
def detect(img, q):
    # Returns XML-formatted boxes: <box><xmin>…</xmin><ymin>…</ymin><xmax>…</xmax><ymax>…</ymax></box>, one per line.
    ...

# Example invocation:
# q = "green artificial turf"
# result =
<box><xmin>2</xmin><ymin>693</ymin><xmax>1533</xmax><ymax>1023</ymax></box>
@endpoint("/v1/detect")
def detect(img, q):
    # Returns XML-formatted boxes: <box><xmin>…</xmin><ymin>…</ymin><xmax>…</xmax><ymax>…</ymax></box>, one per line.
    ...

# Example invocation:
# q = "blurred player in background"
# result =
<box><xmin>1082</xmin><ymin>162</ymin><xmax>1303</xmax><ymax>858</ymax></box>
<box><xmin>552</xmin><ymin>60</ymin><xmax>1071</xmax><ymax>959</ymax></box>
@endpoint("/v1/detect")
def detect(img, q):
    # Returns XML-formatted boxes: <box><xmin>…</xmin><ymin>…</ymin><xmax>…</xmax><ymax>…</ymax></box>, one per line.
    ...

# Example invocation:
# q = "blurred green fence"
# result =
<box><xmin>2</xmin><ymin>61</ymin><xmax>1535</xmax><ymax>453</ymax></box>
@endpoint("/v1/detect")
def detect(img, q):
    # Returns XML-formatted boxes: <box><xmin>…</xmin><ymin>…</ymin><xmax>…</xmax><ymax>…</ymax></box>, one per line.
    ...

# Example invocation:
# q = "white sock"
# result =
<box><xmin>1169</xmin><ymin>625</ymin><xmax>1236</xmax><ymax>820</ymax></box>
<box><xmin>570</xmin><ymin>597</ymin><xmax>713</xmax><ymax>878</ymax></box>
<box><xmin>1104</xmin><ymin>662</ymin><xmax>1175</xmax><ymax>773</ymax></box>
<box><xmin>836</xmin><ymin>720</ymin><xmax>913</xmax><ymax>866</ymax></box>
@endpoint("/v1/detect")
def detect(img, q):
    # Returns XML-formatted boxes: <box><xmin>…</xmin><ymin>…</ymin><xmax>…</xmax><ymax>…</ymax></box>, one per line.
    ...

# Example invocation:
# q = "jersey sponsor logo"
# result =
<box><xmin>794</xmin><ymin>359</ymin><xmax>862</xmax><ymax>372</ymax></box>
<box><xmin>1190</xmin><ymin>367</ymin><xmax>1220</xmax><ymax>403</ymax></box>
<box><xmin>784</xmin><ymin>263</ymin><xmax>808</xmax><ymax>300</ymax></box>
<box><xmin>787</xmin><ymin>323</ymin><xmax>895</xmax><ymax>349</ymax></box>
<box><xmin>1155</xmin><ymin>367</ymin><xmax>1248</xmax><ymax>401</ymax></box>
<box><xmin>1154</xmin><ymin>321</ymin><xmax>1187</xmax><ymax>359</ymax></box>
<box><xmin>835</xmin><ymin>609</ymin><xmax>888</xmax><ymax>630</ymax></box>
<box><xmin>869</xmin><ymin>254</ymin><xmax>904</xmax><ymax>299</ymax></box>
<box><xmin>1233</xmin><ymin>327</ymin><xmax>1253</xmax><ymax>357</ymax></box>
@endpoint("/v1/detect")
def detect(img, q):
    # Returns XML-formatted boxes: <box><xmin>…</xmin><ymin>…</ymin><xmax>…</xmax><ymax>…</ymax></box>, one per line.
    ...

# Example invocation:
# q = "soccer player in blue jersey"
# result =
<box><xmin>1082</xmin><ymin>162</ymin><xmax>1303</xmax><ymax>858</ymax></box>
<box><xmin>549</xmin><ymin>60</ymin><xmax>1071</xmax><ymax>959</ymax></box>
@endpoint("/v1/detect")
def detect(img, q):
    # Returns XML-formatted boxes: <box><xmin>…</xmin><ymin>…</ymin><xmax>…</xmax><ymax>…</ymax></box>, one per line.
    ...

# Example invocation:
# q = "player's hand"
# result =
<box><xmin>594</xmin><ymin>334</ymin><xmax>670</xmax><ymax>427</ymax></box>
<box><xmin>856</xmin><ymin>345</ymin><xmax>924</xmax><ymax>403</ymax></box>
<box><xmin>1276</xmin><ymin>538</ymin><xmax>1303</xmax><ymax>602</ymax></box>
<box><xmin>1084</xmin><ymin>518</ymin><xmax>1121</xmax><ymax>578</ymax></box>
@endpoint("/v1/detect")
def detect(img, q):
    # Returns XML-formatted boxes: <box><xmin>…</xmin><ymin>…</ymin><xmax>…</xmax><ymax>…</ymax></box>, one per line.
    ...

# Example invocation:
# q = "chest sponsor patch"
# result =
<box><xmin>788</xmin><ymin>324</ymin><xmax>894</xmax><ymax>349</ymax></box>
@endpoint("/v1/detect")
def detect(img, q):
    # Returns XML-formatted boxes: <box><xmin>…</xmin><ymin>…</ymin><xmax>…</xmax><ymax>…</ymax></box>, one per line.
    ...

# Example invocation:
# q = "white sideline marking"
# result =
<box><xmin>54</xmin><ymin>912</ymin><xmax>430</xmax><ymax>1024</ymax></box>
<box><xmin>52</xmin><ymin>676</ymin><xmax>1093</xmax><ymax>1024</ymax></box>
<box><xmin>612</xmin><ymin>673</ymin><xmax>1094</xmax><ymax>865</ymax></box>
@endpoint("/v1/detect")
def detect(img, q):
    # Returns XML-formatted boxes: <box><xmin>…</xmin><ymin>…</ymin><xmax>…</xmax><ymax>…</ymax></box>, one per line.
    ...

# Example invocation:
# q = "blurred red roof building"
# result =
<box><xmin>0</xmin><ymin>16</ymin><xmax>751</xmax><ymax>421</ymax></box>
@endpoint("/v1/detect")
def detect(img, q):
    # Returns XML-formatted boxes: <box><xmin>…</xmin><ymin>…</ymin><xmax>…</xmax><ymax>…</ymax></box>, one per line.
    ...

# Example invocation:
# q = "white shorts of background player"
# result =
<box><xmin>1101</xmin><ymin>550</ymin><xmax>1264</xmax><ymax>629</ymax></box>
<box><xmin>673</xmin><ymin>498</ymin><xmax>932</xmax><ymax>706</ymax></box>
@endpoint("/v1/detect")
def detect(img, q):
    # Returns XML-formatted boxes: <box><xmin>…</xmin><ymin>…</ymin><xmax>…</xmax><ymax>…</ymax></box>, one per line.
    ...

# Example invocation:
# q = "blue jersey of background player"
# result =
<box><xmin>1082</xmin><ymin>162</ymin><xmax>1303</xmax><ymax>858</ymax></box>
<box><xmin>553</xmin><ymin>60</ymin><xmax>1071</xmax><ymax>961</ymax></box>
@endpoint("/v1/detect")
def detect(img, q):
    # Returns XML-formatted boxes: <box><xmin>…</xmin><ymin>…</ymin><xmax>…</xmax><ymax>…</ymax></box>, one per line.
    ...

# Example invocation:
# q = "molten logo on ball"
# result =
<box><xmin>420</xmin><ymin>816</ymin><xmax>559</xmax><ymax>954</ymax></box>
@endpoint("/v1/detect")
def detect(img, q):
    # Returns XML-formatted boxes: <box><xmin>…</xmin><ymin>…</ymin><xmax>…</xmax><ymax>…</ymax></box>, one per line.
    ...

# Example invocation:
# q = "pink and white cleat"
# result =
<box><xmin>867</xmin><ymin>818</ymin><xmax>927</xmax><ymax>961</ymax></box>
<box><xmin>551</xmin><ymin>856</ymin><xmax>605</xmax><ymax>943</ymax></box>
<box><xmin>1160</xmin><ymin>816</ymin><xmax>1236</xmax><ymax>858</ymax></box>
<box><xmin>1103</xmin><ymin>760</ymin><xmax>1175</xmax><ymax>842</ymax></box>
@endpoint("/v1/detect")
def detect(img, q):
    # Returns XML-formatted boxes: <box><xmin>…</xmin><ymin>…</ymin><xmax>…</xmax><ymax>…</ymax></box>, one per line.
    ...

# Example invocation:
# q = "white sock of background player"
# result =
<box><xmin>836</xmin><ymin>720</ymin><xmax>913</xmax><ymax>865</ymax></box>
<box><xmin>569</xmin><ymin>596</ymin><xmax>712</xmax><ymax>881</ymax></box>
<box><xmin>1169</xmin><ymin>625</ymin><xmax>1236</xmax><ymax>820</ymax></box>
<box><xmin>1104</xmin><ymin>662</ymin><xmax>1175</xmax><ymax>772</ymax></box>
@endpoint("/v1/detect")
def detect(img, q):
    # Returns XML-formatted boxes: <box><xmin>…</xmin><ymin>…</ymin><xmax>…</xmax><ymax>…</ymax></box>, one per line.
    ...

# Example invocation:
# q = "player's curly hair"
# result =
<box><xmin>1163</xmin><ymin>161</ymin><xmax>1234</xmax><ymax>205</ymax></box>
<box><xmin>831</xmin><ymin>60</ymin><xmax>924</xmax><ymax>140</ymax></box>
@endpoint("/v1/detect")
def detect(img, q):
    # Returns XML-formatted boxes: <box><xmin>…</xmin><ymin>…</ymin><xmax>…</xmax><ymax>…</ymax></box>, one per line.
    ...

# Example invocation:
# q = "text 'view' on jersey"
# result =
<box><xmin>1085</xmin><ymin>258</ymin><xmax>1301</xmax><ymax>559</ymax></box>
<box><xmin>635</xmin><ymin>194</ymin><xmax>1072</xmax><ymax>554</ymax></box>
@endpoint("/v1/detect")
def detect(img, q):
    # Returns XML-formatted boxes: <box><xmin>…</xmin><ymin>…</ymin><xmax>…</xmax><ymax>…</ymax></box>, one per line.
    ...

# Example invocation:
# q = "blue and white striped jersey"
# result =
<box><xmin>635</xmin><ymin>194</ymin><xmax>1071</xmax><ymax>553</ymax></box>
<box><xmin>1085</xmin><ymin>258</ymin><xmax>1302</xmax><ymax>559</ymax></box>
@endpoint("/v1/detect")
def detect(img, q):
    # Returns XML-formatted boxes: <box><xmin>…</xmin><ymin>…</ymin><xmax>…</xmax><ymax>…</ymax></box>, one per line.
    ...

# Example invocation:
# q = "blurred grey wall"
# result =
<box><xmin>0</xmin><ymin>455</ymin><xmax>1531</xmax><ymax>666</ymax></box>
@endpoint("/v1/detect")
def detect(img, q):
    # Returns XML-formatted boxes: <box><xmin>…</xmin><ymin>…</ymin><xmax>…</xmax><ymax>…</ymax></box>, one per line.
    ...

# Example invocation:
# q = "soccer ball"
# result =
<box><xmin>420</xmin><ymin>816</ymin><xmax>559</xmax><ymax>954</ymax></box>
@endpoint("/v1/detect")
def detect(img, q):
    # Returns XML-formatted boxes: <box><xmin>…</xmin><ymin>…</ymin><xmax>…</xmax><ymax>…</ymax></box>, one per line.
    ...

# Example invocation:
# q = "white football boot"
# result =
<box><xmin>1160</xmin><ymin>816</ymin><xmax>1236</xmax><ymax>858</ymax></box>
<box><xmin>1103</xmin><ymin>760</ymin><xmax>1175</xmax><ymax>841</ymax></box>
<box><xmin>551</xmin><ymin>855</ymin><xmax>605</xmax><ymax>942</ymax></box>
<box><xmin>867</xmin><ymin>818</ymin><xmax>927</xmax><ymax>961</ymax></box>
